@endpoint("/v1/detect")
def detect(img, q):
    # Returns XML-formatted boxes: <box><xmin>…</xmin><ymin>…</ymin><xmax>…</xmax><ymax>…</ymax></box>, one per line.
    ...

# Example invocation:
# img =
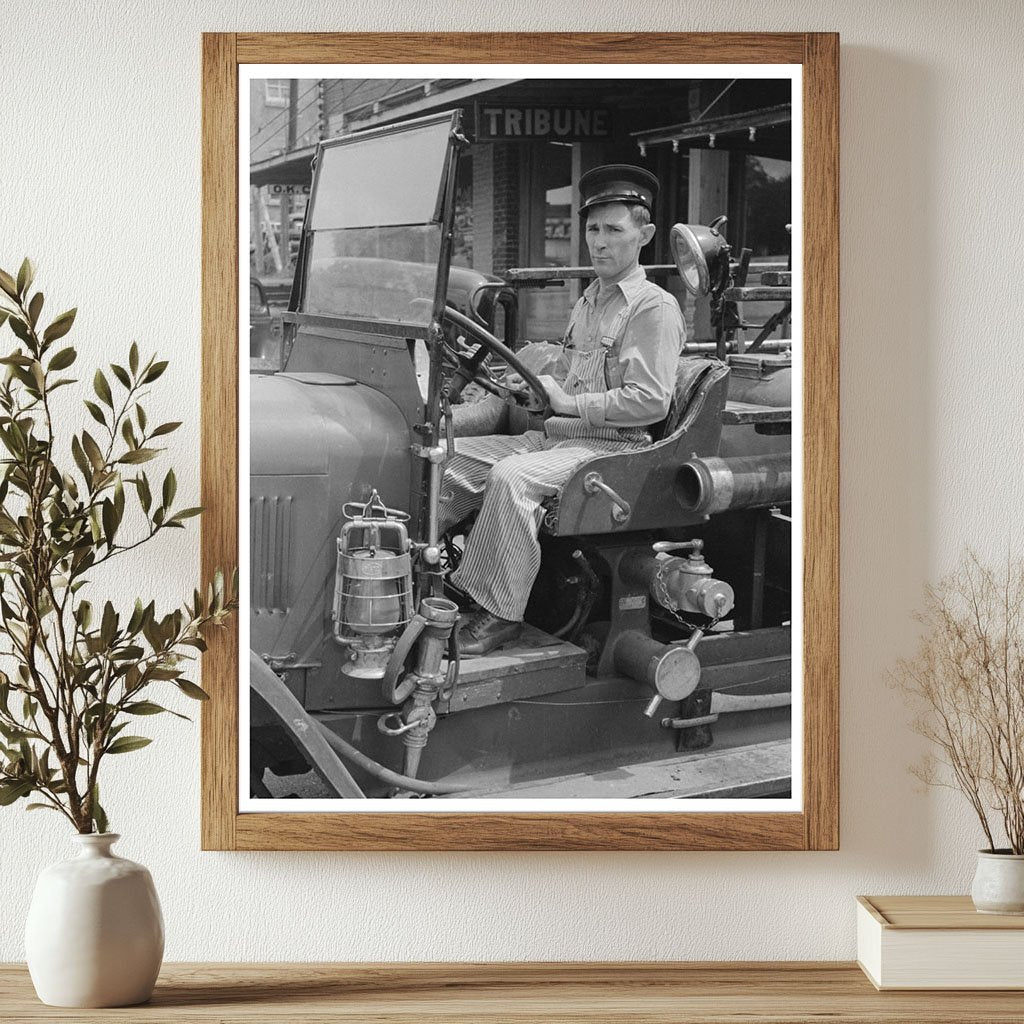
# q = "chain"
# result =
<box><xmin>653</xmin><ymin>560</ymin><xmax>721</xmax><ymax>634</ymax></box>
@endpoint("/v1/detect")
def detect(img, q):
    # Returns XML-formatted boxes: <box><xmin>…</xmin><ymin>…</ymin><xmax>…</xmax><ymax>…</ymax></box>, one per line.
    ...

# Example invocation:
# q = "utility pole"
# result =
<box><xmin>279</xmin><ymin>79</ymin><xmax>299</xmax><ymax>270</ymax></box>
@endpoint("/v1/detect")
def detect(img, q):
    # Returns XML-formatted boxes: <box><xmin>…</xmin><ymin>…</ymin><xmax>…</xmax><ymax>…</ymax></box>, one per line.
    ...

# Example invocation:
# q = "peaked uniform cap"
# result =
<box><xmin>578</xmin><ymin>164</ymin><xmax>660</xmax><ymax>216</ymax></box>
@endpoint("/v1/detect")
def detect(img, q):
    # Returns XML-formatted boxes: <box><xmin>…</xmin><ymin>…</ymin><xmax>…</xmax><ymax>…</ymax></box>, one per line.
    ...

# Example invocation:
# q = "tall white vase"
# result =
<box><xmin>25</xmin><ymin>833</ymin><xmax>164</xmax><ymax>1007</ymax></box>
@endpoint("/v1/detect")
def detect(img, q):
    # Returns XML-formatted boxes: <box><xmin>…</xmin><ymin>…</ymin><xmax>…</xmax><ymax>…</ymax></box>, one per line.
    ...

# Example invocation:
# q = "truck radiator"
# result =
<box><xmin>250</xmin><ymin>494</ymin><xmax>293</xmax><ymax>613</ymax></box>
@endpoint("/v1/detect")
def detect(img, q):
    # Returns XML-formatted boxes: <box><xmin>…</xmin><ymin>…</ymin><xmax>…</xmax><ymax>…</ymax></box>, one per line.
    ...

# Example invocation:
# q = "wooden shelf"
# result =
<box><xmin>3</xmin><ymin>962</ymin><xmax>1024</xmax><ymax>1022</ymax></box>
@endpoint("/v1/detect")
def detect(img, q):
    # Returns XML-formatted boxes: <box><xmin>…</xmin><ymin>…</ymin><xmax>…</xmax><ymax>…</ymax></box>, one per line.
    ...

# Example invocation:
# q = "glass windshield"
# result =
<box><xmin>304</xmin><ymin>226</ymin><xmax>442</xmax><ymax>323</ymax></box>
<box><xmin>301</xmin><ymin>114</ymin><xmax>454</xmax><ymax>326</ymax></box>
<box><xmin>309</xmin><ymin>118</ymin><xmax>451</xmax><ymax>231</ymax></box>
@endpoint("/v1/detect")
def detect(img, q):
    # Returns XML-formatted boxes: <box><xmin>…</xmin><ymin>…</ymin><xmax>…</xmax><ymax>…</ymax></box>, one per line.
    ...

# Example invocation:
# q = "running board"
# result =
<box><xmin>447</xmin><ymin>738</ymin><xmax>791</xmax><ymax>800</ymax></box>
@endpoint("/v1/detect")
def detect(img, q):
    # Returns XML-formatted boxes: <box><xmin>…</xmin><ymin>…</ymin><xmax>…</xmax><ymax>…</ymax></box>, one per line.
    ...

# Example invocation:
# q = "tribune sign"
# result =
<box><xmin>475</xmin><ymin>105</ymin><xmax>612</xmax><ymax>142</ymax></box>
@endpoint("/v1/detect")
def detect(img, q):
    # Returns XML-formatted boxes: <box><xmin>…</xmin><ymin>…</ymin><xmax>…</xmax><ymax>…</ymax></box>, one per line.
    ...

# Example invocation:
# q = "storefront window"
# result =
<box><xmin>742</xmin><ymin>156</ymin><xmax>791</xmax><ymax>259</ymax></box>
<box><xmin>520</xmin><ymin>142</ymin><xmax>574</xmax><ymax>342</ymax></box>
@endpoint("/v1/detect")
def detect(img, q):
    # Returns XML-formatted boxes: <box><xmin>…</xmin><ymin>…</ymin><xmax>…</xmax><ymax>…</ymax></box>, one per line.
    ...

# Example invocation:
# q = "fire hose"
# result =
<box><xmin>250</xmin><ymin>651</ymin><xmax>470</xmax><ymax>797</ymax></box>
<box><xmin>313</xmin><ymin>721</ymin><xmax>472</xmax><ymax>796</ymax></box>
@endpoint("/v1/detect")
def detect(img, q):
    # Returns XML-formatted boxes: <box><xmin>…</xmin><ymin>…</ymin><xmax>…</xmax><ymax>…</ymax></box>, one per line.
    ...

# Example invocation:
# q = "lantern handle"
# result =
<box><xmin>343</xmin><ymin>489</ymin><xmax>411</xmax><ymax>523</ymax></box>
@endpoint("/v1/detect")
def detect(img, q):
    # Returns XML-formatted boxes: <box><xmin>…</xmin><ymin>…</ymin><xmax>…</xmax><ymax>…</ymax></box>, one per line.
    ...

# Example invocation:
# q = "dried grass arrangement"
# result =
<box><xmin>894</xmin><ymin>554</ymin><xmax>1024</xmax><ymax>854</ymax></box>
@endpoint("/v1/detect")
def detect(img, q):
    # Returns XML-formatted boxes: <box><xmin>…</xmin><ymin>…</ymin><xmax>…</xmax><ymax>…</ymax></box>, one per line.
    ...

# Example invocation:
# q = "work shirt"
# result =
<box><xmin>555</xmin><ymin>264</ymin><xmax>685</xmax><ymax>431</ymax></box>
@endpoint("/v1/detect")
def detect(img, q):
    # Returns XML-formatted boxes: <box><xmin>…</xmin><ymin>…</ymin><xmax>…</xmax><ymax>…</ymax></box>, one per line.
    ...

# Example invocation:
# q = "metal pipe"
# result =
<box><xmin>682</xmin><ymin>340</ymin><xmax>788</xmax><ymax>354</ymax></box>
<box><xmin>676</xmin><ymin>453</ymin><xmax>791</xmax><ymax>515</ymax></box>
<box><xmin>613</xmin><ymin>630</ymin><xmax>702</xmax><ymax>719</ymax></box>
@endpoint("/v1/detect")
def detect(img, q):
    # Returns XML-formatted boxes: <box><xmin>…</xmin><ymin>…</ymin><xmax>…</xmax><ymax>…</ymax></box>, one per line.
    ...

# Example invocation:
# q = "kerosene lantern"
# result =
<box><xmin>332</xmin><ymin>491</ymin><xmax>414</xmax><ymax>679</ymax></box>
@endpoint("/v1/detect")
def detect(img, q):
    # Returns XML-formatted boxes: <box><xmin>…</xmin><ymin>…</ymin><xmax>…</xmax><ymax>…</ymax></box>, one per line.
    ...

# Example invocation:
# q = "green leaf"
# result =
<box><xmin>176</xmin><ymin>679</ymin><xmax>210</xmax><ymax>701</ymax></box>
<box><xmin>136</xmin><ymin>473</ymin><xmax>152</xmax><ymax>513</ymax></box>
<box><xmin>142</xmin><ymin>360</ymin><xmax>168</xmax><ymax>383</ymax></box>
<box><xmin>83</xmin><ymin>400</ymin><xmax>106</xmax><ymax>427</ymax></box>
<box><xmin>42</xmin><ymin>308</ymin><xmax>76</xmax><ymax>344</ymax></box>
<box><xmin>121</xmin><ymin>418</ymin><xmax>137</xmax><ymax>449</ymax></box>
<box><xmin>81</xmin><ymin>431</ymin><xmax>105</xmax><ymax>471</ymax></box>
<box><xmin>126</xmin><ymin>598</ymin><xmax>146</xmax><ymax>634</ymax></box>
<box><xmin>110</xmin><ymin>363</ymin><xmax>131</xmax><ymax>388</ymax></box>
<box><xmin>110</xmin><ymin>644</ymin><xmax>143</xmax><ymax>661</ymax></box>
<box><xmin>129</xmin><ymin>342</ymin><xmax>139</xmax><ymax>375</ymax></box>
<box><xmin>91</xmin><ymin>785</ymin><xmax>108</xmax><ymax>834</ymax></box>
<box><xmin>118</xmin><ymin>448</ymin><xmax>157</xmax><ymax>465</ymax></box>
<box><xmin>0</xmin><ymin>352</ymin><xmax>33</xmax><ymax>366</ymax></box>
<box><xmin>100</xmin><ymin>601</ymin><xmax>117</xmax><ymax>647</ymax></box>
<box><xmin>101</xmin><ymin>498</ymin><xmax>117</xmax><ymax>546</ymax></box>
<box><xmin>48</xmin><ymin>346</ymin><xmax>77</xmax><ymax>371</ymax></box>
<box><xmin>16</xmin><ymin>258</ymin><xmax>35</xmax><ymax>298</ymax></box>
<box><xmin>124</xmin><ymin>701</ymin><xmax>171</xmax><ymax>716</ymax></box>
<box><xmin>0</xmin><ymin>779</ymin><xmax>33</xmax><ymax>805</ymax></box>
<box><xmin>168</xmin><ymin>507</ymin><xmax>203</xmax><ymax>524</ymax></box>
<box><xmin>26</xmin><ymin>803</ymin><xmax>61</xmax><ymax>813</ymax></box>
<box><xmin>136</xmin><ymin>404</ymin><xmax>147</xmax><ymax>432</ymax></box>
<box><xmin>71</xmin><ymin>435</ymin><xmax>92</xmax><ymax>482</ymax></box>
<box><xmin>162</xmin><ymin>468</ymin><xmax>176</xmax><ymax>508</ymax></box>
<box><xmin>8</xmin><ymin>316</ymin><xmax>31</xmax><ymax>345</ymax></box>
<box><xmin>93</xmin><ymin>369</ymin><xmax>113</xmax><ymax>408</ymax></box>
<box><xmin>105</xmin><ymin>735</ymin><xmax>152</xmax><ymax>755</ymax></box>
<box><xmin>150</xmin><ymin>421</ymin><xmax>181</xmax><ymax>438</ymax></box>
<box><xmin>27</xmin><ymin>292</ymin><xmax>43</xmax><ymax>328</ymax></box>
<box><xmin>0</xmin><ymin>268</ymin><xmax>18</xmax><ymax>300</ymax></box>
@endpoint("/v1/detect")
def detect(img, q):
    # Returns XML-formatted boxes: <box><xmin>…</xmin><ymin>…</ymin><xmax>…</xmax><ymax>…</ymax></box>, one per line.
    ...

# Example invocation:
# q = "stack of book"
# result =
<box><xmin>857</xmin><ymin>895</ymin><xmax>1024</xmax><ymax>990</ymax></box>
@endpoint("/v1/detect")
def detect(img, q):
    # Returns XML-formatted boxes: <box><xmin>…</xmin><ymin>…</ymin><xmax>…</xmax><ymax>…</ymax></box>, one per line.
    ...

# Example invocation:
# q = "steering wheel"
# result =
<box><xmin>442</xmin><ymin>306</ymin><xmax>550</xmax><ymax>410</ymax></box>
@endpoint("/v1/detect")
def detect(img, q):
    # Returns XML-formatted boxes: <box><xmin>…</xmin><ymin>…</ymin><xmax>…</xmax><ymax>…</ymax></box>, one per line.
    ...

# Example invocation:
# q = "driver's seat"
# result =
<box><xmin>540</xmin><ymin>357</ymin><xmax>730</xmax><ymax>536</ymax></box>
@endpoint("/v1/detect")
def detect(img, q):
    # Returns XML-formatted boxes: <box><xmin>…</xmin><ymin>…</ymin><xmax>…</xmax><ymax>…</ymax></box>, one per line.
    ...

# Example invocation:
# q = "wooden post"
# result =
<box><xmin>250</xmin><ymin>184</ymin><xmax>265</xmax><ymax>276</ymax></box>
<box><xmin>570</xmin><ymin>142</ymin><xmax>602</xmax><ymax>303</ymax></box>
<box><xmin>257</xmin><ymin>188</ymin><xmax>283</xmax><ymax>273</ymax></box>
<box><xmin>688</xmin><ymin>148</ymin><xmax>729</xmax><ymax>342</ymax></box>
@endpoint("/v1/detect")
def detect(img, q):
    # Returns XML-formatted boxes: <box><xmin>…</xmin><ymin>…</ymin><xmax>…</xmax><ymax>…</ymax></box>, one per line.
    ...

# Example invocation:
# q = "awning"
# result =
<box><xmin>631</xmin><ymin>103</ymin><xmax>791</xmax><ymax>152</ymax></box>
<box><xmin>250</xmin><ymin>78</ymin><xmax>521</xmax><ymax>188</ymax></box>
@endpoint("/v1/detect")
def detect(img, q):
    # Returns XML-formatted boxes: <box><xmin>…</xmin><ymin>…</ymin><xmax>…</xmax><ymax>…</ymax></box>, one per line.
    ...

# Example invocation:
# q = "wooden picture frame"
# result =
<box><xmin>201</xmin><ymin>32</ymin><xmax>838</xmax><ymax>851</ymax></box>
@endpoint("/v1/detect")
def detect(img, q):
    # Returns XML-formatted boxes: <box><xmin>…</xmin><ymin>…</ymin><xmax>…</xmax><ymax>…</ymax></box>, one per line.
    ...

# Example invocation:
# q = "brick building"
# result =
<box><xmin>250</xmin><ymin>76</ymin><xmax>792</xmax><ymax>340</ymax></box>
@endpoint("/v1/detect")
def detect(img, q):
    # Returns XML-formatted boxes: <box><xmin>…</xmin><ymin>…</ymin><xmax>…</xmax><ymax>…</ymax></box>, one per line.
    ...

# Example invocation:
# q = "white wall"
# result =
<box><xmin>1</xmin><ymin>0</ymin><xmax>1022</xmax><ymax>961</ymax></box>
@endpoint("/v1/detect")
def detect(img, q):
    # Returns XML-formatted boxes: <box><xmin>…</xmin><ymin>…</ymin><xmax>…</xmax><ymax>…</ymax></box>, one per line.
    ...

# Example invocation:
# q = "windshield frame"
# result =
<box><xmin>289</xmin><ymin>109</ymin><xmax>462</xmax><ymax>339</ymax></box>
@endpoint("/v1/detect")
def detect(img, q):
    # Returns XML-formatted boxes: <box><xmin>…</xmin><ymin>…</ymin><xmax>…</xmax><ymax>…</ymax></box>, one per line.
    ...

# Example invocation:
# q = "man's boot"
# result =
<box><xmin>458</xmin><ymin>608</ymin><xmax>523</xmax><ymax>656</ymax></box>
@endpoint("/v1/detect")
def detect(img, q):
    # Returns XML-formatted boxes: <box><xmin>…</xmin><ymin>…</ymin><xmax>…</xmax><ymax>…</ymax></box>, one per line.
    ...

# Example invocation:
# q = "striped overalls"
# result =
<box><xmin>440</xmin><ymin>273</ymin><xmax>683</xmax><ymax>622</ymax></box>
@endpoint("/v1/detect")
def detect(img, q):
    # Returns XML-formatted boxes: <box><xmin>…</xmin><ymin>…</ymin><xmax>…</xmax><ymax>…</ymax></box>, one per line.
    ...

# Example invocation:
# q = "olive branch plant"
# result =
<box><xmin>894</xmin><ymin>552</ymin><xmax>1024</xmax><ymax>854</ymax></box>
<box><xmin>0</xmin><ymin>259</ymin><xmax>236</xmax><ymax>834</ymax></box>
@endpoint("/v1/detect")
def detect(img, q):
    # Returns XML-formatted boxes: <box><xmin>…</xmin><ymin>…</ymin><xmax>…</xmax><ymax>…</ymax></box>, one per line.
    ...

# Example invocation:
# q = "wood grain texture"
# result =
<box><xmin>200</xmin><ymin>33</ymin><xmax>239</xmax><ymax>852</ymax></box>
<box><xmin>234</xmin><ymin>810</ymin><xmax>806</xmax><ymax>852</ymax></box>
<box><xmin>200</xmin><ymin>32</ymin><xmax>840</xmax><ymax>851</ymax></box>
<box><xmin>3</xmin><ymin>962</ymin><xmax>1022</xmax><ymax>1023</ymax></box>
<box><xmin>801</xmin><ymin>33</ymin><xmax>841</xmax><ymax>852</ymax></box>
<box><xmin>235</xmin><ymin>32</ymin><xmax>807</xmax><ymax>64</ymax></box>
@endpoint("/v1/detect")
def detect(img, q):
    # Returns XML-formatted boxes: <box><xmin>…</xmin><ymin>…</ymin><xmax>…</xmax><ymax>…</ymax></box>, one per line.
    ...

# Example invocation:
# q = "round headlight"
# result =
<box><xmin>670</xmin><ymin>222</ymin><xmax>731</xmax><ymax>298</ymax></box>
<box><xmin>670</xmin><ymin>223</ymin><xmax>710</xmax><ymax>296</ymax></box>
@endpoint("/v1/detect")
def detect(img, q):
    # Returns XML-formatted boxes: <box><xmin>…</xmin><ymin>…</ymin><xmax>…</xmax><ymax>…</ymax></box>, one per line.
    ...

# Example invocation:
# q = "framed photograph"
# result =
<box><xmin>201</xmin><ymin>33</ymin><xmax>838</xmax><ymax>850</ymax></box>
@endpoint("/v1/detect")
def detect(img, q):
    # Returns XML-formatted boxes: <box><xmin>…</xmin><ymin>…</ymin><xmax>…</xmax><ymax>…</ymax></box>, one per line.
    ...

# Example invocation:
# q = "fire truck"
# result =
<box><xmin>249</xmin><ymin>110</ymin><xmax>793</xmax><ymax>801</ymax></box>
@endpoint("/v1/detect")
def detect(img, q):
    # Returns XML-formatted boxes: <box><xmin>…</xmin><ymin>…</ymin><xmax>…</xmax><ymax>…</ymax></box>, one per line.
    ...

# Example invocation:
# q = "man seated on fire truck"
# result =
<box><xmin>439</xmin><ymin>164</ymin><xmax>686</xmax><ymax>655</ymax></box>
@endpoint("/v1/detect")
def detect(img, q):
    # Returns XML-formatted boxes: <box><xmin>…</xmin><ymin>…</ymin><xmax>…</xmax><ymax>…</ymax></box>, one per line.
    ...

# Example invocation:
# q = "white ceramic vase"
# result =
<box><xmin>24</xmin><ymin>833</ymin><xmax>164</xmax><ymax>1007</ymax></box>
<box><xmin>971</xmin><ymin>850</ymin><xmax>1024</xmax><ymax>915</ymax></box>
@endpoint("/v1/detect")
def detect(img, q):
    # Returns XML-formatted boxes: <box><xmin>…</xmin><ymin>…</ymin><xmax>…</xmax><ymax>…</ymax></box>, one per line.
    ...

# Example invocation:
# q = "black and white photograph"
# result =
<box><xmin>242</xmin><ymin>67</ymin><xmax>799</xmax><ymax>808</ymax></box>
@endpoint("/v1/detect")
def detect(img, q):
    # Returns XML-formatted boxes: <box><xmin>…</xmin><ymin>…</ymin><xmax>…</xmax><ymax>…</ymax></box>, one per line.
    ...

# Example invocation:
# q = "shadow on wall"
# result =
<box><xmin>838</xmin><ymin>47</ymin><xmax>938</xmax><ymax>867</ymax></box>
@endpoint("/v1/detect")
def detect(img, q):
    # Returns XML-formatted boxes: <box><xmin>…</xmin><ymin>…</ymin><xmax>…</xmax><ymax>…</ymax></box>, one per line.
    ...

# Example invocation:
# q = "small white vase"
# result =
<box><xmin>24</xmin><ymin>833</ymin><xmax>164</xmax><ymax>1007</ymax></box>
<box><xmin>971</xmin><ymin>849</ymin><xmax>1024</xmax><ymax>915</ymax></box>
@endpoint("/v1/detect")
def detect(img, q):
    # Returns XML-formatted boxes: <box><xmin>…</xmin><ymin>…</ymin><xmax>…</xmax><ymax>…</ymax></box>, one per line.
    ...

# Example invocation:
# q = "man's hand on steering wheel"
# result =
<box><xmin>535</xmin><ymin>375</ymin><xmax>575</xmax><ymax>415</ymax></box>
<box><xmin>442</xmin><ymin>306</ymin><xmax>550</xmax><ymax>412</ymax></box>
